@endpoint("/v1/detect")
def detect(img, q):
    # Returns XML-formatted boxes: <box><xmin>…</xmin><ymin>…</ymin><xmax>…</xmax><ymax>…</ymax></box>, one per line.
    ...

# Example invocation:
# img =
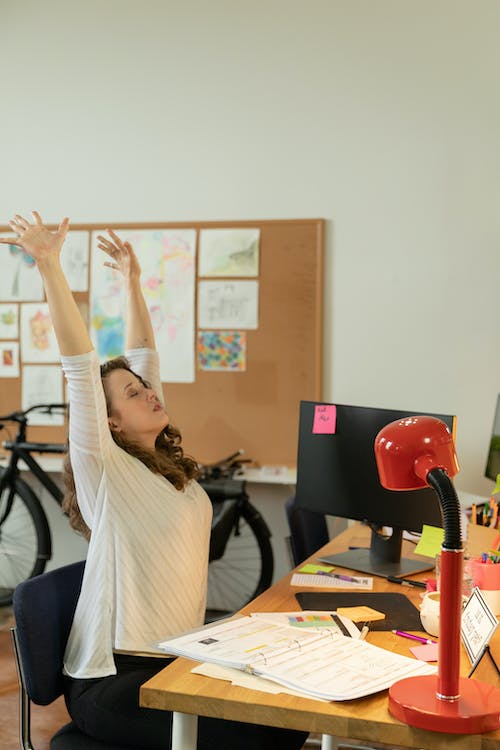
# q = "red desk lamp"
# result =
<box><xmin>375</xmin><ymin>415</ymin><xmax>500</xmax><ymax>734</ymax></box>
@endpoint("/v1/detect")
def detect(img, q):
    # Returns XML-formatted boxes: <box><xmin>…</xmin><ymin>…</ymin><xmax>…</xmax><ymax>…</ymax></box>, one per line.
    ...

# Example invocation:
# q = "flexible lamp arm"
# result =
<box><xmin>426</xmin><ymin>468</ymin><xmax>462</xmax><ymax>551</ymax></box>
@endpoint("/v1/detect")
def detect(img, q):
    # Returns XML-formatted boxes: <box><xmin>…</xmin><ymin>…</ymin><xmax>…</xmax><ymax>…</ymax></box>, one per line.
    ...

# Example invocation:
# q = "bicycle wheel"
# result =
<box><xmin>0</xmin><ymin>471</ymin><xmax>51</xmax><ymax>606</ymax></box>
<box><xmin>206</xmin><ymin>500</ymin><xmax>274</xmax><ymax>621</ymax></box>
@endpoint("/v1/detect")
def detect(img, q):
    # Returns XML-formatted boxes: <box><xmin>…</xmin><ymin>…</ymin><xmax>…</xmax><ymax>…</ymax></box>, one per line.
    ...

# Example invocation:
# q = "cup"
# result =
<box><xmin>419</xmin><ymin>590</ymin><xmax>468</xmax><ymax>637</ymax></box>
<box><xmin>419</xmin><ymin>591</ymin><xmax>441</xmax><ymax>637</ymax></box>
<box><xmin>471</xmin><ymin>559</ymin><xmax>500</xmax><ymax>613</ymax></box>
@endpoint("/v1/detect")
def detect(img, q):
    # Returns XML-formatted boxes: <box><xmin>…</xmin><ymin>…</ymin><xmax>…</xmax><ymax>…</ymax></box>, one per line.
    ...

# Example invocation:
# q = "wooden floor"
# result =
<box><xmin>0</xmin><ymin>605</ymin><xmax>71</xmax><ymax>750</ymax></box>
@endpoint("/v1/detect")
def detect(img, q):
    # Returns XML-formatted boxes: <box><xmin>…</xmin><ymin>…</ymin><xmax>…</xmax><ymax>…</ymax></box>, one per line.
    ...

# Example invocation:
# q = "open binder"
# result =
<box><xmin>156</xmin><ymin>612</ymin><xmax>436</xmax><ymax>702</ymax></box>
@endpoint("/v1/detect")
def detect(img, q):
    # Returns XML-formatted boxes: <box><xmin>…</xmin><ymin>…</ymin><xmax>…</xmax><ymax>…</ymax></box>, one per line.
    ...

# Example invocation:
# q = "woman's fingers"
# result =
<box><xmin>32</xmin><ymin>211</ymin><xmax>44</xmax><ymax>226</ymax></box>
<box><xmin>14</xmin><ymin>214</ymin><xmax>31</xmax><ymax>229</ymax></box>
<box><xmin>0</xmin><ymin>237</ymin><xmax>22</xmax><ymax>246</ymax></box>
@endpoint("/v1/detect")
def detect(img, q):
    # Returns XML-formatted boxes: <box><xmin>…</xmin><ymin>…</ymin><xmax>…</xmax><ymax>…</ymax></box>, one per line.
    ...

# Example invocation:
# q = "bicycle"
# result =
<box><xmin>200</xmin><ymin>450</ymin><xmax>274</xmax><ymax>620</ymax></box>
<box><xmin>0</xmin><ymin>410</ymin><xmax>274</xmax><ymax>616</ymax></box>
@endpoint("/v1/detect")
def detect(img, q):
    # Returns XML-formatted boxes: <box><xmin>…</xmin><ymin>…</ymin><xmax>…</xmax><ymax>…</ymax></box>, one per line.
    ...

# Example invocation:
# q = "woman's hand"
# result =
<box><xmin>97</xmin><ymin>229</ymin><xmax>141</xmax><ymax>283</ymax></box>
<box><xmin>0</xmin><ymin>211</ymin><xmax>69</xmax><ymax>264</ymax></box>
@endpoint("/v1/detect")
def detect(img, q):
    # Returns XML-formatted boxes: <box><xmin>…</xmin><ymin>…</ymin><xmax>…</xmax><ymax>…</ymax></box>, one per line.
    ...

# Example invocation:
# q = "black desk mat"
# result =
<box><xmin>295</xmin><ymin>592</ymin><xmax>422</xmax><ymax>632</ymax></box>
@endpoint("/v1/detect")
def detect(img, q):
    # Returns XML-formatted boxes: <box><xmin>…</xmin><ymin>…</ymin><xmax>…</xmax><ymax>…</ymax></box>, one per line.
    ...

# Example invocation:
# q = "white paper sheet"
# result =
<box><xmin>0</xmin><ymin>303</ymin><xmax>19</xmax><ymax>339</ymax></box>
<box><xmin>0</xmin><ymin>235</ymin><xmax>44</xmax><ymax>301</ymax></box>
<box><xmin>22</xmin><ymin>365</ymin><xmax>64</xmax><ymax>425</ymax></box>
<box><xmin>90</xmin><ymin>229</ymin><xmax>197</xmax><ymax>383</ymax></box>
<box><xmin>199</xmin><ymin>228</ymin><xmax>260</xmax><ymax>277</ymax></box>
<box><xmin>60</xmin><ymin>231</ymin><xmax>90</xmax><ymax>292</ymax></box>
<box><xmin>21</xmin><ymin>303</ymin><xmax>59</xmax><ymax>363</ymax></box>
<box><xmin>0</xmin><ymin>341</ymin><xmax>19</xmax><ymax>377</ymax></box>
<box><xmin>198</xmin><ymin>280</ymin><xmax>258</xmax><ymax>329</ymax></box>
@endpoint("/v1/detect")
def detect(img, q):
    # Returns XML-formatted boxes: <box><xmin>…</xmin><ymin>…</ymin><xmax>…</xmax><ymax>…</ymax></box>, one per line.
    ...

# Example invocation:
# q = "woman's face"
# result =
<box><xmin>103</xmin><ymin>368</ymin><xmax>169</xmax><ymax>450</ymax></box>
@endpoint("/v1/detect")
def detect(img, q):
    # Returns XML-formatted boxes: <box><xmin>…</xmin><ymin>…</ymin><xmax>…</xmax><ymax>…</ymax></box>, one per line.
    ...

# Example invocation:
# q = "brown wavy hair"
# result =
<box><xmin>62</xmin><ymin>356</ymin><xmax>199</xmax><ymax>540</ymax></box>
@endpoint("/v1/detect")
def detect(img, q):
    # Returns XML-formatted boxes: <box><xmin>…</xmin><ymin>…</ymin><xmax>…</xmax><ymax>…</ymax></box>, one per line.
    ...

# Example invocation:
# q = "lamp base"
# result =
<box><xmin>389</xmin><ymin>675</ymin><xmax>500</xmax><ymax>734</ymax></box>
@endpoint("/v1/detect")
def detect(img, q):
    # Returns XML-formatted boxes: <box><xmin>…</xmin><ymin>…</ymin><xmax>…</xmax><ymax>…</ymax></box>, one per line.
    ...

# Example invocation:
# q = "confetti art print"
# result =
<box><xmin>198</xmin><ymin>331</ymin><xmax>246</xmax><ymax>372</ymax></box>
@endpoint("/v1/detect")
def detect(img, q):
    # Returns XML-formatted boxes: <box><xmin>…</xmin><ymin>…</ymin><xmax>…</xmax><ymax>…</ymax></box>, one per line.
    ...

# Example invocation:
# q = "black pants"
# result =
<box><xmin>64</xmin><ymin>654</ymin><xmax>309</xmax><ymax>750</ymax></box>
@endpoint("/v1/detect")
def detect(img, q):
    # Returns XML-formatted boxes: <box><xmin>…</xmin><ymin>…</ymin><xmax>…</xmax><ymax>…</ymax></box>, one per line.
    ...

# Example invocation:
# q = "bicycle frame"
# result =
<box><xmin>1</xmin><ymin>442</ymin><xmax>65</xmax><ymax>506</ymax></box>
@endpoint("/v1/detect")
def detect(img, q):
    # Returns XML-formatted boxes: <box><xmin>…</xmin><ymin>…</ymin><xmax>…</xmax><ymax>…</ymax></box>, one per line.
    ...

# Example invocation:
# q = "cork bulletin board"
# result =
<box><xmin>0</xmin><ymin>218</ymin><xmax>323</xmax><ymax>467</ymax></box>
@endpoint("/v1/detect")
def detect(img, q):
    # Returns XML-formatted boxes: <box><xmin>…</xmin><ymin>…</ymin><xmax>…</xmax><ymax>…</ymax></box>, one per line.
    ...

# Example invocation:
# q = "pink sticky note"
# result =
<box><xmin>313</xmin><ymin>404</ymin><xmax>337</xmax><ymax>434</ymax></box>
<box><xmin>410</xmin><ymin>643</ymin><xmax>439</xmax><ymax>662</ymax></box>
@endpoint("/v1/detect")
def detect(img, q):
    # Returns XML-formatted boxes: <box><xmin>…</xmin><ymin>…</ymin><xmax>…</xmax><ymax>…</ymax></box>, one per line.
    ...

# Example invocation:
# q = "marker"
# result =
<box><xmin>387</xmin><ymin>575</ymin><xmax>426</xmax><ymax>589</ymax></box>
<box><xmin>392</xmin><ymin>629</ymin><xmax>437</xmax><ymax>645</ymax></box>
<box><xmin>317</xmin><ymin>571</ymin><xmax>360</xmax><ymax>583</ymax></box>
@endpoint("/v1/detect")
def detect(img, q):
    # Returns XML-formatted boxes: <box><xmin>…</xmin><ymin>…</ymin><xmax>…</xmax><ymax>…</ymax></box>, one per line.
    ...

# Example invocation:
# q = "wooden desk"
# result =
<box><xmin>141</xmin><ymin>526</ymin><xmax>500</xmax><ymax>750</ymax></box>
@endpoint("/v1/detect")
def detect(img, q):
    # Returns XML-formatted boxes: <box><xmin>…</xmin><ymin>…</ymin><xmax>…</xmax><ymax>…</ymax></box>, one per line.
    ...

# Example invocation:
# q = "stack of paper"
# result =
<box><xmin>156</xmin><ymin>612</ymin><xmax>436</xmax><ymax>701</ymax></box>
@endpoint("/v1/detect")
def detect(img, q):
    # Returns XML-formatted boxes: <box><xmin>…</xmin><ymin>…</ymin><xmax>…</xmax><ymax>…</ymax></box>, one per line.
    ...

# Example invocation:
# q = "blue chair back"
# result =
<box><xmin>13</xmin><ymin>560</ymin><xmax>85</xmax><ymax>705</ymax></box>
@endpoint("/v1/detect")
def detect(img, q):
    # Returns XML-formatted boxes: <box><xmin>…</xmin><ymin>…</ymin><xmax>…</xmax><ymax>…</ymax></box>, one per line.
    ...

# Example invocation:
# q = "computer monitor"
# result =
<box><xmin>485</xmin><ymin>394</ymin><xmax>500</xmax><ymax>482</ymax></box>
<box><xmin>295</xmin><ymin>400</ymin><xmax>457</xmax><ymax>578</ymax></box>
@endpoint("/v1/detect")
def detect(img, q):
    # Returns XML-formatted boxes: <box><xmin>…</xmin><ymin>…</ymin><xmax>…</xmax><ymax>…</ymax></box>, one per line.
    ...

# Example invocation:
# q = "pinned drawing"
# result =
<box><xmin>21</xmin><ymin>303</ymin><xmax>59</xmax><ymax>363</ymax></box>
<box><xmin>0</xmin><ymin>341</ymin><xmax>19</xmax><ymax>377</ymax></box>
<box><xmin>22</xmin><ymin>365</ymin><xmax>64</xmax><ymax>426</ymax></box>
<box><xmin>0</xmin><ymin>303</ymin><xmax>19</xmax><ymax>339</ymax></box>
<box><xmin>199</xmin><ymin>228</ymin><xmax>260</xmax><ymax>277</ymax></box>
<box><xmin>198</xmin><ymin>280</ymin><xmax>259</xmax><ymax>329</ymax></box>
<box><xmin>90</xmin><ymin>229</ymin><xmax>197</xmax><ymax>382</ymax></box>
<box><xmin>0</xmin><ymin>236</ymin><xmax>44</xmax><ymax>301</ymax></box>
<box><xmin>198</xmin><ymin>331</ymin><xmax>246</xmax><ymax>372</ymax></box>
<box><xmin>60</xmin><ymin>231</ymin><xmax>90</xmax><ymax>292</ymax></box>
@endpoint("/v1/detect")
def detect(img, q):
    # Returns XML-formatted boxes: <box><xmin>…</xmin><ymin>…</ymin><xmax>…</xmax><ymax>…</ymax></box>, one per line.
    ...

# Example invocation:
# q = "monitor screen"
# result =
<box><xmin>295</xmin><ymin>400</ymin><xmax>456</xmax><ymax>578</ymax></box>
<box><xmin>485</xmin><ymin>394</ymin><xmax>500</xmax><ymax>482</ymax></box>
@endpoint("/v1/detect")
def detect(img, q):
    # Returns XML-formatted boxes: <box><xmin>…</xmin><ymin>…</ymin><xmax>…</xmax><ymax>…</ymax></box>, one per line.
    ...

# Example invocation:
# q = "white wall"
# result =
<box><xmin>2</xmin><ymin>0</ymin><xmax>500</xmax><ymax>501</ymax></box>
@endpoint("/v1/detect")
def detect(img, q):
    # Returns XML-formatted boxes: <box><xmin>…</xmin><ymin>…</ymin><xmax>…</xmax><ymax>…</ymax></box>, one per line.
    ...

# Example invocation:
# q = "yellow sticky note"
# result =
<box><xmin>298</xmin><ymin>563</ymin><xmax>334</xmax><ymax>574</ymax></box>
<box><xmin>337</xmin><ymin>606</ymin><xmax>386</xmax><ymax>623</ymax></box>
<box><xmin>493</xmin><ymin>474</ymin><xmax>500</xmax><ymax>495</ymax></box>
<box><xmin>414</xmin><ymin>524</ymin><xmax>444</xmax><ymax>558</ymax></box>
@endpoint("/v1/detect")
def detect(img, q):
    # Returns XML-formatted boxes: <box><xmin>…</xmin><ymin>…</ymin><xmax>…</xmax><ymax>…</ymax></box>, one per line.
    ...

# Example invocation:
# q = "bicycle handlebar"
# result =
<box><xmin>0</xmin><ymin>403</ymin><xmax>68</xmax><ymax>424</ymax></box>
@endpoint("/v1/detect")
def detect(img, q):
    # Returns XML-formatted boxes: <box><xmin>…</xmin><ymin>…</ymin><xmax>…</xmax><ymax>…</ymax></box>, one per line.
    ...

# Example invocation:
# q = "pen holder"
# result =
<box><xmin>471</xmin><ymin>559</ymin><xmax>500</xmax><ymax>613</ymax></box>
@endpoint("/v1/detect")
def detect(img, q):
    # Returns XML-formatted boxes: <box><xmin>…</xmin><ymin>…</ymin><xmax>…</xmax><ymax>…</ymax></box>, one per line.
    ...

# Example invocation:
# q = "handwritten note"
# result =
<box><xmin>413</xmin><ymin>525</ymin><xmax>444</xmax><ymax>558</ymax></box>
<box><xmin>313</xmin><ymin>404</ymin><xmax>337</xmax><ymax>434</ymax></box>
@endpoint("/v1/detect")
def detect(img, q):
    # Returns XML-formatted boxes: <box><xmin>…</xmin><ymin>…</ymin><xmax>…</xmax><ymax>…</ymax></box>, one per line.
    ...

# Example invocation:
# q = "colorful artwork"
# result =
<box><xmin>198</xmin><ymin>331</ymin><xmax>246</xmax><ymax>372</ymax></box>
<box><xmin>0</xmin><ymin>303</ymin><xmax>19</xmax><ymax>339</ymax></box>
<box><xmin>90</xmin><ymin>229</ymin><xmax>196</xmax><ymax>382</ymax></box>
<box><xmin>0</xmin><ymin>235</ymin><xmax>44</xmax><ymax>301</ymax></box>
<box><xmin>22</xmin><ymin>365</ymin><xmax>64</xmax><ymax>425</ymax></box>
<box><xmin>198</xmin><ymin>280</ymin><xmax>259</xmax><ymax>329</ymax></box>
<box><xmin>0</xmin><ymin>341</ymin><xmax>19</xmax><ymax>377</ymax></box>
<box><xmin>199</xmin><ymin>228</ymin><xmax>260</xmax><ymax>277</ymax></box>
<box><xmin>21</xmin><ymin>303</ymin><xmax>59</xmax><ymax>363</ymax></box>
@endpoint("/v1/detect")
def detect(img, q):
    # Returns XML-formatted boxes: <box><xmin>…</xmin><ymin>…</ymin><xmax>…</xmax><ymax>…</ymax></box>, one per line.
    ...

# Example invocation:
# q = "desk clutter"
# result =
<box><xmin>156</xmin><ymin>611</ymin><xmax>436</xmax><ymax>702</ymax></box>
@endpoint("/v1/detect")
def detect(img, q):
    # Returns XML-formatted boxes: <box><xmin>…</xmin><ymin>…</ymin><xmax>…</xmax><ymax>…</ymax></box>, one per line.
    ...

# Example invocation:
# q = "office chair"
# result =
<box><xmin>285</xmin><ymin>495</ymin><xmax>330</xmax><ymax>566</ymax></box>
<box><xmin>11</xmin><ymin>560</ymin><xmax>127</xmax><ymax>750</ymax></box>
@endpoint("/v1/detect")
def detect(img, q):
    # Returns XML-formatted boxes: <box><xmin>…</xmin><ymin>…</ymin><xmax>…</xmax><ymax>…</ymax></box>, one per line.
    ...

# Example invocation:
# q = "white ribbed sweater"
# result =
<box><xmin>61</xmin><ymin>348</ymin><xmax>212</xmax><ymax>679</ymax></box>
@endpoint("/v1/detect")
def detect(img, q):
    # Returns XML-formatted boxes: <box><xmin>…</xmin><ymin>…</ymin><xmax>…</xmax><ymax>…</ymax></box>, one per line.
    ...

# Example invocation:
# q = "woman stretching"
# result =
<box><xmin>1</xmin><ymin>213</ymin><xmax>308</xmax><ymax>750</ymax></box>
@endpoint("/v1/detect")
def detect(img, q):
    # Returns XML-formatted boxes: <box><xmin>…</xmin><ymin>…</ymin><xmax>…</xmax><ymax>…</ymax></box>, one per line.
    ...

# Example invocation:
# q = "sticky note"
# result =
<box><xmin>494</xmin><ymin>474</ymin><xmax>500</xmax><ymax>495</ymax></box>
<box><xmin>414</xmin><ymin>525</ymin><xmax>444</xmax><ymax>558</ymax></box>
<box><xmin>336</xmin><ymin>606</ymin><xmax>386</xmax><ymax>623</ymax></box>
<box><xmin>298</xmin><ymin>563</ymin><xmax>334</xmax><ymax>574</ymax></box>
<box><xmin>410</xmin><ymin>643</ymin><xmax>439</xmax><ymax>662</ymax></box>
<box><xmin>313</xmin><ymin>404</ymin><xmax>337</xmax><ymax>434</ymax></box>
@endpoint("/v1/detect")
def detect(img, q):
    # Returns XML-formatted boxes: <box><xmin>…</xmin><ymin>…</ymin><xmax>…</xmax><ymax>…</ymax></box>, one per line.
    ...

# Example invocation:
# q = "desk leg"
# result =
<box><xmin>321</xmin><ymin>735</ymin><xmax>336</xmax><ymax>750</ymax></box>
<box><xmin>171</xmin><ymin>712</ymin><xmax>198</xmax><ymax>750</ymax></box>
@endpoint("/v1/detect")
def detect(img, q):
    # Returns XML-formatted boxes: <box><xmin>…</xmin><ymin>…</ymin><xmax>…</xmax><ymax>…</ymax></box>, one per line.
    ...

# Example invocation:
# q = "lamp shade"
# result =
<box><xmin>375</xmin><ymin>416</ymin><xmax>459</xmax><ymax>491</ymax></box>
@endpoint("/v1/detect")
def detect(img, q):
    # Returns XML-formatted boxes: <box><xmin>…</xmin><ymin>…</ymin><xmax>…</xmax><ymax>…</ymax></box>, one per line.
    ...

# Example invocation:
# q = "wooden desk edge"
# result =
<box><xmin>140</xmin><ymin>524</ymin><xmax>500</xmax><ymax>750</ymax></box>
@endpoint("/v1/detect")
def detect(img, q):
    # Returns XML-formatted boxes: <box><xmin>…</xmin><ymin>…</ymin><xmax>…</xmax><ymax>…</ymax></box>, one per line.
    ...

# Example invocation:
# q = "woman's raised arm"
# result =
<box><xmin>96</xmin><ymin>229</ymin><xmax>156</xmax><ymax>351</ymax></box>
<box><xmin>0</xmin><ymin>212</ymin><xmax>93</xmax><ymax>356</ymax></box>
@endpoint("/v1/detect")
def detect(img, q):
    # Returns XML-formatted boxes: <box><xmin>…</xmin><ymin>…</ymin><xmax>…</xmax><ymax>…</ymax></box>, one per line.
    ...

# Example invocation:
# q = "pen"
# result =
<box><xmin>387</xmin><ymin>575</ymin><xmax>426</xmax><ymax>589</ymax></box>
<box><xmin>392</xmin><ymin>629</ymin><xmax>437</xmax><ymax>645</ymax></box>
<box><xmin>317</xmin><ymin>571</ymin><xmax>360</xmax><ymax>583</ymax></box>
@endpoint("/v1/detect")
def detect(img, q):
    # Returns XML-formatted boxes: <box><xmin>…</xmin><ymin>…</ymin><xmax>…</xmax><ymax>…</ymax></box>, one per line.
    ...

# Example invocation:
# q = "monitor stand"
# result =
<box><xmin>318</xmin><ymin>525</ymin><xmax>434</xmax><ymax>579</ymax></box>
